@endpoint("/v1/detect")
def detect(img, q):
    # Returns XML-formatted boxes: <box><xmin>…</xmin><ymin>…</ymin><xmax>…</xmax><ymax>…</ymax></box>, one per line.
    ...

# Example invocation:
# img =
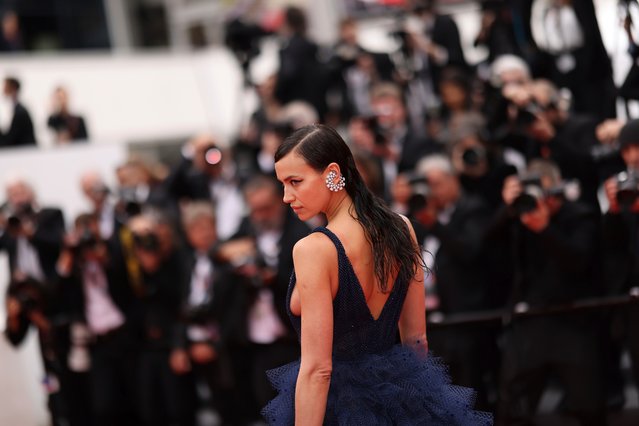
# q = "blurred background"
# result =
<box><xmin>2</xmin><ymin>0</ymin><xmax>639</xmax><ymax>425</ymax></box>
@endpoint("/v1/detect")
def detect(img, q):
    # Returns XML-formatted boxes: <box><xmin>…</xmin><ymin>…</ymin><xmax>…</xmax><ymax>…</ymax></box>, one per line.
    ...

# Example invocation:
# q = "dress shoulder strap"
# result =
<box><xmin>312</xmin><ymin>226</ymin><xmax>347</xmax><ymax>259</ymax></box>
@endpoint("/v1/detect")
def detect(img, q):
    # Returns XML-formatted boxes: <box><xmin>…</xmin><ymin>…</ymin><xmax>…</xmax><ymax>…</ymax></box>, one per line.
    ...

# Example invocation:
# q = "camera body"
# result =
<box><xmin>513</xmin><ymin>101</ymin><xmax>543</xmax><ymax>128</ymax></box>
<box><xmin>512</xmin><ymin>175</ymin><xmax>544</xmax><ymax>215</ymax></box>
<box><xmin>71</xmin><ymin>228</ymin><xmax>100</xmax><ymax>256</ymax></box>
<box><xmin>359</xmin><ymin>114</ymin><xmax>388</xmax><ymax>146</ymax></box>
<box><xmin>615</xmin><ymin>169</ymin><xmax>639</xmax><ymax>206</ymax></box>
<box><xmin>405</xmin><ymin>173</ymin><xmax>430</xmax><ymax>216</ymax></box>
<box><xmin>6</xmin><ymin>203</ymin><xmax>36</xmax><ymax>235</ymax></box>
<box><xmin>512</xmin><ymin>174</ymin><xmax>580</xmax><ymax>215</ymax></box>
<box><xmin>133</xmin><ymin>232</ymin><xmax>161</xmax><ymax>253</ymax></box>
<box><xmin>461</xmin><ymin>146</ymin><xmax>486</xmax><ymax>168</ymax></box>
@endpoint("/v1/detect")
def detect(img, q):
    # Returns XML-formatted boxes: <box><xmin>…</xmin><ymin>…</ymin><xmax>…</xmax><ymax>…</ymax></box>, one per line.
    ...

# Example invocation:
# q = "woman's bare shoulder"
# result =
<box><xmin>293</xmin><ymin>231</ymin><xmax>336</xmax><ymax>262</ymax></box>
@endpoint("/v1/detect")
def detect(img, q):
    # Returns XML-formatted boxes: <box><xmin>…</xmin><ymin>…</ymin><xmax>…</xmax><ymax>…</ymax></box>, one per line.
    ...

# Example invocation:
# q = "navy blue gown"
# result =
<box><xmin>262</xmin><ymin>227</ymin><xmax>492</xmax><ymax>425</ymax></box>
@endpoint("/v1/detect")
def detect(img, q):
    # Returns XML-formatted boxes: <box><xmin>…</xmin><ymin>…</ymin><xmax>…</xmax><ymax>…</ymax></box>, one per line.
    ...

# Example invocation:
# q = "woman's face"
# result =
<box><xmin>275</xmin><ymin>151</ymin><xmax>331</xmax><ymax>221</ymax></box>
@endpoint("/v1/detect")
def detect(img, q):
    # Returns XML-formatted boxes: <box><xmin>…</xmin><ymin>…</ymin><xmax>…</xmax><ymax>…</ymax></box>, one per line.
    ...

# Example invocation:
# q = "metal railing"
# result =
<box><xmin>427</xmin><ymin>290</ymin><xmax>639</xmax><ymax>328</ymax></box>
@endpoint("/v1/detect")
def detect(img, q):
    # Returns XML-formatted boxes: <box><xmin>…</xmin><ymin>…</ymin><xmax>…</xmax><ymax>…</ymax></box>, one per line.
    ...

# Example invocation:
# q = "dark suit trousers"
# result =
<box><xmin>90</xmin><ymin>327</ymin><xmax>140</xmax><ymax>426</ymax></box>
<box><xmin>496</xmin><ymin>317</ymin><xmax>606</xmax><ymax>426</ymax></box>
<box><xmin>231</xmin><ymin>339</ymin><xmax>299</xmax><ymax>422</ymax></box>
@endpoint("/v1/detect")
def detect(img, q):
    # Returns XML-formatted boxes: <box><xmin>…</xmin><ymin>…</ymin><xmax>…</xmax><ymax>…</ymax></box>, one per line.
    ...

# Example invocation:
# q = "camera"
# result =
<box><xmin>7</xmin><ymin>276</ymin><xmax>45</xmax><ymax>317</ymax></box>
<box><xmin>512</xmin><ymin>174</ymin><xmax>581</xmax><ymax>215</ymax></box>
<box><xmin>513</xmin><ymin>102</ymin><xmax>542</xmax><ymax>127</ymax></box>
<box><xmin>133</xmin><ymin>232</ymin><xmax>161</xmax><ymax>252</ymax></box>
<box><xmin>615</xmin><ymin>170</ymin><xmax>639</xmax><ymax>206</ymax></box>
<box><xmin>118</xmin><ymin>186</ymin><xmax>143</xmax><ymax>219</ymax></box>
<box><xmin>511</xmin><ymin>175</ymin><xmax>544</xmax><ymax>215</ymax></box>
<box><xmin>405</xmin><ymin>173</ymin><xmax>430</xmax><ymax>216</ymax></box>
<box><xmin>461</xmin><ymin>146</ymin><xmax>486</xmax><ymax>167</ymax></box>
<box><xmin>359</xmin><ymin>114</ymin><xmax>388</xmax><ymax>146</ymax></box>
<box><xmin>72</xmin><ymin>228</ymin><xmax>100</xmax><ymax>255</ymax></box>
<box><xmin>590</xmin><ymin>143</ymin><xmax>621</xmax><ymax>163</ymax></box>
<box><xmin>6</xmin><ymin>203</ymin><xmax>35</xmax><ymax>234</ymax></box>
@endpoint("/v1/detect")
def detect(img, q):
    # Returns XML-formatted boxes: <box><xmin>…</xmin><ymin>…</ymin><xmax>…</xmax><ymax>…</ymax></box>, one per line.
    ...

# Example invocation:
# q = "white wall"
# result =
<box><xmin>0</xmin><ymin>47</ymin><xmax>245</xmax><ymax>148</ymax></box>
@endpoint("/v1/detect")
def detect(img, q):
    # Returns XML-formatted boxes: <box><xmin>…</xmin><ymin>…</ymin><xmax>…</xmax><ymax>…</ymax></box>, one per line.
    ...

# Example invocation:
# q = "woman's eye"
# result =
<box><xmin>291</xmin><ymin>180</ymin><xmax>301</xmax><ymax>186</ymax></box>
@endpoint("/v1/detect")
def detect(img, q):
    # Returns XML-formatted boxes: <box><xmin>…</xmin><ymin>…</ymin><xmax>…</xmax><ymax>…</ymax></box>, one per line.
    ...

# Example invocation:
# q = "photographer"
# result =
<box><xmin>127</xmin><ymin>212</ymin><xmax>192</xmax><ymax>426</ymax></box>
<box><xmin>1</xmin><ymin>177</ymin><xmax>66</xmax><ymax>424</ymax></box>
<box><xmin>490</xmin><ymin>159</ymin><xmax>605</xmax><ymax>426</ymax></box>
<box><xmin>364</xmin><ymin>82</ymin><xmax>436</xmax><ymax>179</ymax></box>
<box><xmin>170</xmin><ymin>202</ymin><xmax>244</xmax><ymax>425</ymax></box>
<box><xmin>55</xmin><ymin>212</ymin><xmax>138</xmax><ymax>426</ymax></box>
<box><xmin>163</xmin><ymin>134</ymin><xmax>245</xmax><ymax>240</ymax></box>
<box><xmin>409</xmin><ymin>154</ymin><xmax>495</xmax><ymax>409</ymax></box>
<box><xmin>497</xmin><ymin>78</ymin><xmax>602</xmax><ymax>209</ymax></box>
<box><xmin>601</xmin><ymin>118</ymin><xmax>639</xmax><ymax>403</ymax></box>
<box><xmin>46</xmin><ymin>86</ymin><xmax>88</xmax><ymax>144</ymax></box>
<box><xmin>217</xmin><ymin>174</ymin><xmax>309</xmax><ymax>422</ymax></box>
<box><xmin>273</xmin><ymin>6</ymin><xmax>327</xmax><ymax>120</ymax></box>
<box><xmin>450</xmin><ymin>128</ymin><xmax>518</xmax><ymax>211</ymax></box>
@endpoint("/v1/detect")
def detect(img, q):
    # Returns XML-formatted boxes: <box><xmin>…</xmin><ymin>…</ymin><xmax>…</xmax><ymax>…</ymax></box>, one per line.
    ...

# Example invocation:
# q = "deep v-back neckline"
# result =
<box><xmin>322</xmin><ymin>226</ymin><xmax>399</xmax><ymax>322</ymax></box>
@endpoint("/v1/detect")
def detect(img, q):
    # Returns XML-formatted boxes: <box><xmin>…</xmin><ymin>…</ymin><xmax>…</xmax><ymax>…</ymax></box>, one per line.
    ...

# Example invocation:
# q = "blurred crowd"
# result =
<box><xmin>4</xmin><ymin>0</ymin><xmax>639</xmax><ymax>425</ymax></box>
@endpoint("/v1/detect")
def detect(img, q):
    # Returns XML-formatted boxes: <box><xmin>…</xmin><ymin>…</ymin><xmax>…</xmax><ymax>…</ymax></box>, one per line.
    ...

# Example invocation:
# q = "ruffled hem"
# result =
<box><xmin>262</xmin><ymin>345</ymin><xmax>492</xmax><ymax>425</ymax></box>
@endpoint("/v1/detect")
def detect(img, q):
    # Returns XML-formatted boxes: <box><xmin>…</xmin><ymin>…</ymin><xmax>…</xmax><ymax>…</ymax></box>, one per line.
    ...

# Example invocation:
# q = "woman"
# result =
<box><xmin>263</xmin><ymin>124</ymin><xmax>491</xmax><ymax>425</ymax></box>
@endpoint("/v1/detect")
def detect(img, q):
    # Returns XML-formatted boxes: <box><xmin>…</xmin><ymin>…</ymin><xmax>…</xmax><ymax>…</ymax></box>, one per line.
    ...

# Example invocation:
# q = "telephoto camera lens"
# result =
<box><xmin>512</xmin><ymin>175</ymin><xmax>543</xmax><ymax>215</ymax></box>
<box><xmin>461</xmin><ymin>147</ymin><xmax>485</xmax><ymax>167</ymax></box>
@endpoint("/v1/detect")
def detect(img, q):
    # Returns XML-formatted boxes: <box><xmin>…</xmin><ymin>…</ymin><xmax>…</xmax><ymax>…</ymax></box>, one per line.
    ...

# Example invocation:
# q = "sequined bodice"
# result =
<box><xmin>286</xmin><ymin>227</ymin><xmax>409</xmax><ymax>361</ymax></box>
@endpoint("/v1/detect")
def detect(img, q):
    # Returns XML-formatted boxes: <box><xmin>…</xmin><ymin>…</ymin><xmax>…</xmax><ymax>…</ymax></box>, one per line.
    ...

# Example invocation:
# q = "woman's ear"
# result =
<box><xmin>324</xmin><ymin>163</ymin><xmax>346</xmax><ymax>192</ymax></box>
<box><xmin>324</xmin><ymin>162</ymin><xmax>341</xmax><ymax>177</ymax></box>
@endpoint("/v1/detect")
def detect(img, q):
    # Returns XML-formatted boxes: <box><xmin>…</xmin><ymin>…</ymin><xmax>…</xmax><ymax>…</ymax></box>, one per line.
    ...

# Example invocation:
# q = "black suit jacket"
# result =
<box><xmin>429</xmin><ymin>14</ymin><xmax>468</xmax><ymax>89</ymax></box>
<box><xmin>55</xmin><ymin>231</ymin><xmax>138</xmax><ymax>328</ymax></box>
<box><xmin>397</xmin><ymin>127</ymin><xmax>440</xmax><ymax>173</ymax></box>
<box><xmin>172</xmin><ymin>251</ymin><xmax>246</xmax><ymax>349</ymax></box>
<box><xmin>137</xmin><ymin>247</ymin><xmax>187</xmax><ymax>350</ymax></box>
<box><xmin>487</xmin><ymin>200</ymin><xmax>601</xmax><ymax>308</ymax></box>
<box><xmin>230</xmin><ymin>209</ymin><xmax>311</xmax><ymax>340</ymax></box>
<box><xmin>602</xmin><ymin>211</ymin><xmax>639</xmax><ymax>296</ymax></box>
<box><xmin>414</xmin><ymin>194</ymin><xmax>492</xmax><ymax>313</ymax></box>
<box><xmin>2</xmin><ymin>207</ymin><xmax>65</xmax><ymax>346</ymax></box>
<box><xmin>163</xmin><ymin>157</ymin><xmax>211</xmax><ymax>202</ymax></box>
<box><xmin>0</xmin><ymin>102</ymin><xmax>37</xmax><ymax>147</ymax></box>
<box><xmin>275</xmin><ymin>34</ymin><xmax>327</xmax><ymax>118</ymax></box>
<box><xmin>0</xmin><ymin>207</ymin><xmax>65</xmax><ymax>282</ymax></box>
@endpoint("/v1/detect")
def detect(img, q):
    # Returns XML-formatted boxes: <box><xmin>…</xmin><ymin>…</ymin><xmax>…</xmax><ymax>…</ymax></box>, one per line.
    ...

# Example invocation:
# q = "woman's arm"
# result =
<box><xmin>293</xmin><ymin>234</ymin><xmax>335</xmax><ymax>426</ymax></box>
<box><xmin>397</xmin><ymin>216</ymin><xmax>427</xmax><ymax>351</ymax></box>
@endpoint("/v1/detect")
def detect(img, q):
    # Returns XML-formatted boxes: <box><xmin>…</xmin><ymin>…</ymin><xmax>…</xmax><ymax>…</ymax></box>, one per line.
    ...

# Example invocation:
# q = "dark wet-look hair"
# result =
<box><xmin>275</xmin><ymin>124</ymin><xmax>423</xmax><ymax>292</ymax></box>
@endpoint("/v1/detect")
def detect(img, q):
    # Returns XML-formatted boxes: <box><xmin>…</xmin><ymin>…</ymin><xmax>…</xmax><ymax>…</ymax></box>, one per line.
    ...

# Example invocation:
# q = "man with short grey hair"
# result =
<box><xmin>411</xmin><ymin>153</ymin><xmax>495</xmax><ymax>408</ymax></box>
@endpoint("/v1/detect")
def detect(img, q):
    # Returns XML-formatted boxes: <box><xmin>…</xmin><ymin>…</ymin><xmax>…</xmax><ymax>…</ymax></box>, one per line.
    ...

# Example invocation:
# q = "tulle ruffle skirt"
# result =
<box><xmin>262</xmin><ymin>344</ymin><xmax>492</xmax><ymax>425</ymax></box>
